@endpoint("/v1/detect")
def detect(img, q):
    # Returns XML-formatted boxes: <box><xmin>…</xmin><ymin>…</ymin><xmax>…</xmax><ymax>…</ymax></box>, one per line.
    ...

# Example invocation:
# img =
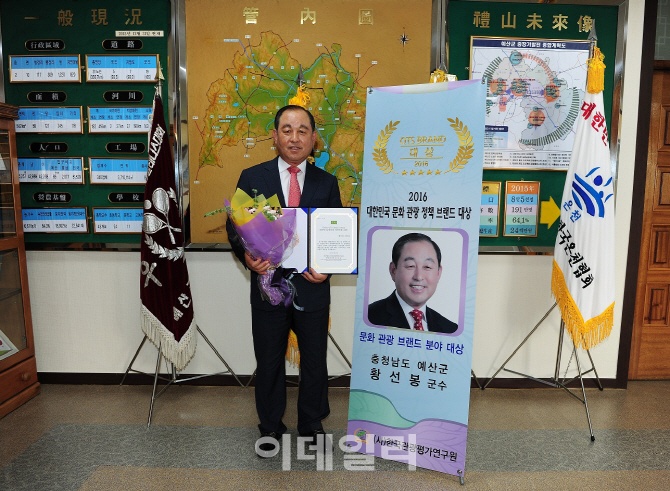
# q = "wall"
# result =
<box><xmin>27</xmin><ymin>0</ymin><xmax>645</xmax><ymax>381</ymax></box>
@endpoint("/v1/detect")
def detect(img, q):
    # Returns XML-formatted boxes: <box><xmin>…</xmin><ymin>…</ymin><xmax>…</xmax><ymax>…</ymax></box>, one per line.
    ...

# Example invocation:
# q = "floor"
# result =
<box><xmin>1</xmin><ymin>381</ymin><xmax>670</xmax><ymax>490</ymax></box>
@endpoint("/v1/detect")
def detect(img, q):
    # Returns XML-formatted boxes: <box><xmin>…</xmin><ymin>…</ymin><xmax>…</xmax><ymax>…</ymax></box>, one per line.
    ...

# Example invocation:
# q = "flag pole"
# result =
<box><xmin>156</xmin><ymin>60</ymin><xmax>164</xmax><ymax>99</ymax></box>
<box><xmin>588</xmin><ymin>19</ymin><xmax>597</xmax><ymax>58</ymax></box>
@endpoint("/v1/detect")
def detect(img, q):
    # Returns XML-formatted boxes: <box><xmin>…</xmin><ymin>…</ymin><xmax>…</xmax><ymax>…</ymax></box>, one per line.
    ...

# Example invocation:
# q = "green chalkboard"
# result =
<box><xmin>448</xmin><ymin>0</ymin><xmax>618</xmax><ymax>247</ymax></box>
<box><xmin>1</xmin><ymin>0</ymin><xmax>170</xmax><ymax>244</ymax></box>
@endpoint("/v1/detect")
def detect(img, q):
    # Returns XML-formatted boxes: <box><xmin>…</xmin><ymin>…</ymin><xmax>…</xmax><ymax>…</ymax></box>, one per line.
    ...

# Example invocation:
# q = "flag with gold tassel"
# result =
<box><xmin>140</xmin><ymin>88</ymin><xmax>197</xmax><ymax>371</ymax></box>
<box><xmin>551</xmin><ymin>46</ymin><xmax>614</xmax><ymax>349</ymax></box>
<box><xmin>288</xmin><ymin>84</ymin><xmax>310</xmax><ymax>108</ymax></box>
<box><xmin>429</xmin><ymin>69</ymin><xmax>457</xmax><ymax>84</ymax></box>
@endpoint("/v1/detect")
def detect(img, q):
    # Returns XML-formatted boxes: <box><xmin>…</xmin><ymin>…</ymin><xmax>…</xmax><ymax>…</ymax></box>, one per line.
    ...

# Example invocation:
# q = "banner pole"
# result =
<box><xmin>555</xmin><ymin>320</ymin><xmax>565</xmax><ymax>381</ymax></box>
<box><xmin>572</xmin><ymin>339</ymin><xmax>596</xmax><ymax>441</ymax></box>
<box><xmin>148</xmin><ymin>342</ymin><xmax>163</xmax><ymax>427</ymax></box>
<box><xmin>120</xmin><ymin>336</ymin><xmax>148</xmax><ymax>386</ymax></box>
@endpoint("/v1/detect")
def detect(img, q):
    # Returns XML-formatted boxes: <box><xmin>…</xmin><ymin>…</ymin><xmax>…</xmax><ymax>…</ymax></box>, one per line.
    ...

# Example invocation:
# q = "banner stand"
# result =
<box><xmin>471</xmin><ymin>370</ymin><xmax>482</xmax><ymax>389</ymax></box>
<box><xmin>482</xmin><ymin>303</ymin><xmax>603</xmax><ymax>441</ymax></box>
<box><xmin>244</xmin><ymin>331</ymin><xmax>353</xmax><ymax>389</ymax></box>
<box><xmin>120</xmin><ymin>327</ymin><xmax>243</xmax><ymax>427</ymax></box>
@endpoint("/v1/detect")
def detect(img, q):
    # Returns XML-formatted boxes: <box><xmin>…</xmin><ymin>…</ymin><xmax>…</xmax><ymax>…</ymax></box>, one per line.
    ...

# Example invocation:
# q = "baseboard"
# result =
<box><xmin>36</xmin><ymin>372</ymin><xmax>352</xmax><ymax>387</ymax></box>
<box><xmin>37</xmin><ymin>372</ymin><xmax>616</xmax><ymax>389</ymax></box>
<box><xmin>475</xmin><ymin>376</ymin><xmax>618</xmax><ymax>389</ymax></box>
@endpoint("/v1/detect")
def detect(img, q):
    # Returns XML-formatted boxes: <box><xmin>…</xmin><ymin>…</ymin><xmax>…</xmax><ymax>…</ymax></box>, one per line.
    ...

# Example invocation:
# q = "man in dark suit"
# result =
<box><xmin>367</xmin><ymin>232</ymin><xmax>458</xmax><ymax>334</ymax></box>
<box><xmin>226</xmin><ymin>105</ymin><xmax>342</xmax><ymax>456</ymax></box>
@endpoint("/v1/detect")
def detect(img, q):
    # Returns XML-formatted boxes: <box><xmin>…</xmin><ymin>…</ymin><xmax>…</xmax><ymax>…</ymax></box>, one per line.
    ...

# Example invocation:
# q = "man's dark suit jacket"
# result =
<box><xmin>226</xmin><ymin>157</ymin><xmax>342</xmax><ymax>311</ymax></box>
<box><xmin>367</xmin><ymin>291</ymin><xmax>458</xmax><ymax>334</ymax></box>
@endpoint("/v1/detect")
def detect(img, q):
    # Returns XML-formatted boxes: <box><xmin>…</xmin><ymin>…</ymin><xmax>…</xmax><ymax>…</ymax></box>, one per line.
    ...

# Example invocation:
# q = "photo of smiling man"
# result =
<box><xmin>366</xmin><ymin>231</ymin><xmax>460</xmax><ymax>334</ymax></box>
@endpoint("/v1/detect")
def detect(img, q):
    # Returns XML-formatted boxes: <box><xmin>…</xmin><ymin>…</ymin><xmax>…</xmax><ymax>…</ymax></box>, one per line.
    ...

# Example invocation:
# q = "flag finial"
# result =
<box><xmin>288</xmin><ymin>65</ymin><xmax>310</xmax><ymax>107</ymax></box>
<box><xmin>155</xmin><ymin>59</ymin><xmax>165</xmax><ymax>98</ymax></box>
<box><xmin>295</xmin><ymin>65</ymin><xmax>305</xmax><ymax>86</ymax></box>
<box><xmin>588</xmin><ymin>19</ymin><xmax>597</xmax><ymax>45</ymax></box>
<box><xmin>586</xmin><ymin>19</ymin><xmax>604</xmax><ymax>94</ymax></box>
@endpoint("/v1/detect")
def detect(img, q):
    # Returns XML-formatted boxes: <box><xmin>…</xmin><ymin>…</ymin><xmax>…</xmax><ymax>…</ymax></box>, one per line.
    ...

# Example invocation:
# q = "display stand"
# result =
<box><xmin>482</xmin><ymin>303</ymin><xmax>602</xmax><ymax>441</ymax></box>
<box><xmin>471</xmin><ymin>370</ymin><xmax>482</xmax><ymax>389</ymax></box>
<box><xmin>120</xmin><ymin>326</ymin><xmax>243</xmax><ymax>427</ymax></box>
<box><xmin>326</xmin><ymin>331</ymin><xmax>353</xmax><ymax>380</ymax></box>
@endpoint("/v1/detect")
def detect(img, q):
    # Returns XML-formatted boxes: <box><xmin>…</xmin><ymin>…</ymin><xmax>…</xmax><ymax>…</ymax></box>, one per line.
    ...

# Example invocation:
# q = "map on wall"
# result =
<box><xmin>185</xmin><ymin>0</ymin><xmax>432</xmax><ymax>243</ymax></box>
<box><xmin>470</xmin><ymin>37</ymin><xmax>590</xmax><ymax>170</ymax></box>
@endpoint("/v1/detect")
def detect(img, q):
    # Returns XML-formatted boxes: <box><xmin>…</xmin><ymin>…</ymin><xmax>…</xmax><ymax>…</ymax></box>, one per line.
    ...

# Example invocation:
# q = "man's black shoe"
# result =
<box><xmin>299</xmin><ymin>429</ymin><xmax>333</xmax><ymax>450</ymax></box>
<box><xmin>255</xmin><ymin>431</ymin><xmax>282</xmax><ymax>458</ymax></box>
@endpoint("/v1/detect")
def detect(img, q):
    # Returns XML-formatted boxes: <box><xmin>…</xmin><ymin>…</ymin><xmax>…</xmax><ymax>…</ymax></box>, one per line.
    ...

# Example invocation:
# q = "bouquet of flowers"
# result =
<box><xmin>207</xmin><ymin>188</ymin><xmax>298</xmax><ymax>307</ymax></box>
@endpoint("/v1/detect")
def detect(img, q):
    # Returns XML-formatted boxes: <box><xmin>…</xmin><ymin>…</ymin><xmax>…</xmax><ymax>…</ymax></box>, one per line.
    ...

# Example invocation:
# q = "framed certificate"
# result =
<box><xmin>22</xmin><ymin>207</ymin><xmax>88</xmax><ymax>233</ymax></box>
<box><xmin>93</xmin><ymin>208</ymin><xmax>143</xmax><ymax>234</ymax></box>
<box><xmin>480</xmin><ymin>181</ymin><xmax>501</xmax><ymax>237</ymax></box>
<box><xmin>503</xmin><ymin>181</ymin><xmax>540</xmax><ymax>237</ymax></box>
<box><xmin>309</xmin><ymin>207</ymin><xmax>358</xmax><ymax>274</ymax></box>
<box><xmin>87</xmin><ymin>106</ymin><xmax>153</xmax><ymax>133</ymax></box>
<box><xmin>88</xmin><ymin>157</ymin><xmax>148</xmax><ymax>185</ymax></box>
<box><xmin>16</xmin><ymin>106</ymin><xmax>83</xmax><ymax>134</ymax></box>
<box><xmin>85</xmin><ymin>54</ymin><xmax>159</xmax><ymax>82</ymax></box>
<box><xmin>9</xmin><ymin>55</ymin><xmax>81</xmax><ymax>83</ymax></box>
<box><xmin>17</xmin><ymin>157</ymin><xmax>84</xmax><ymax>184</ymax></box>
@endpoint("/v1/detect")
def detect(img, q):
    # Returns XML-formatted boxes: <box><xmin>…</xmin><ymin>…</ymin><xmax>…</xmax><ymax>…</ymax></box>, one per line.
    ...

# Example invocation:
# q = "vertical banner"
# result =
<box><xmin>140</xmin><ymin>94</ymin><xmax>197</xmax><ymax>372</ymax></box>
<box><xmin>551</xmin><ymin>86</ymin><xmax>615</xmax><ymax>350</ymax></box>
<box><xmin>347</xmin><ymin>80</ymin><xmax>486</xmax><ymax>477</ymax></box>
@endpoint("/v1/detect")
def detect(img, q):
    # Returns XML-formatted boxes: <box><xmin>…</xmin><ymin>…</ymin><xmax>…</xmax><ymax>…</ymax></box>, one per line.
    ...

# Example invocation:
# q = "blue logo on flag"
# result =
<box><xmin>571</xmin><ymin>167</ymin><xmax>613</xmax><ymax>218</ymax></box>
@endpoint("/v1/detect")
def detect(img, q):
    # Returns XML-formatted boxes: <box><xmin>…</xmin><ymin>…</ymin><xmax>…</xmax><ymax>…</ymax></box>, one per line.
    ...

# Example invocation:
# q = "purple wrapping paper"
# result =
<box><xmin>234</xmin><ymin>209</ymin><xmax>296</xmax><ymax>264</ymax></box>
<box><xmin>228</xmin><ymin>204</ymin><xmax>298</xmax><ymax>306</ymax></box>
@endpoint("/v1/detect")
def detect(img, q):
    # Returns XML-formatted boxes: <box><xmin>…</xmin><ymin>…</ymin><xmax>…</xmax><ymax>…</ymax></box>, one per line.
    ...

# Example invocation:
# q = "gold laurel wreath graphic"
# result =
<box><xmin>372</xmin><ymin>118</ymin><xmax>473</xmax><ymax>175</ymax></box>
<box><xmin>372</xmin><ymin>121</ymin><xmax>400</xmax><ymax>174</ymax></box>
<box><xmin>445</xmin><ymin>117</ymin><xmax>474</xmax><ymax>173</ymax></box>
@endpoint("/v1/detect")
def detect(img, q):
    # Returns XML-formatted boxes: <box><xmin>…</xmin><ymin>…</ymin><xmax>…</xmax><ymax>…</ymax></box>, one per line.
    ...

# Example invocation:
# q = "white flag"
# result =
<box><xmin>551</xmin><ymin>88</ymin><xmax>615</xmax><ymax>349</ymax></box>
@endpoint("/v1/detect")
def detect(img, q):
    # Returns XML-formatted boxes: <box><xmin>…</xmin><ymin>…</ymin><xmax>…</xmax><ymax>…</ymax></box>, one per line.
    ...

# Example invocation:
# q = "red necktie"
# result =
<box><xmin>410</xmin><ymin>309</ymin><xmax>424</xmax><ymax>331</ymax></box>
<box><xmin>288</xmin><ymin>166</ymin><xmax>301</xmax><ymax>207</ymax></box>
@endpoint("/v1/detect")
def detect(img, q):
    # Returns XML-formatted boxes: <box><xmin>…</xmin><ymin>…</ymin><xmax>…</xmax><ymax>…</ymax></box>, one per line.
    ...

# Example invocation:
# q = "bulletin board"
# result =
<box><xmin>448</xmin><ymin>0</ymin><xmax>619</xmax><ymax>247</ymax></box>
<box><xmin>1</xmin><ymin>0</ymin><xmax>170</xmax><ymax>244</ymax></box>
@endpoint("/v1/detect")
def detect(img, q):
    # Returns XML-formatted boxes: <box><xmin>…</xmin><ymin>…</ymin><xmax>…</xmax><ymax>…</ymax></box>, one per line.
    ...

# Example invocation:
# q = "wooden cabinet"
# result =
<box><xmin>0</xmin><ymin>103</ymin><xmax>39</xmax><ymax>418</ymax></box>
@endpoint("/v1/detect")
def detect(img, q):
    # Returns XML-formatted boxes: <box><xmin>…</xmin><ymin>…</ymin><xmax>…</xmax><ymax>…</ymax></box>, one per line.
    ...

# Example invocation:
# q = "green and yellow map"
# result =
<box><xmin>186</xmin><ymin>0</ymin><xmax>431</xmax><ymax>243</ymax></box>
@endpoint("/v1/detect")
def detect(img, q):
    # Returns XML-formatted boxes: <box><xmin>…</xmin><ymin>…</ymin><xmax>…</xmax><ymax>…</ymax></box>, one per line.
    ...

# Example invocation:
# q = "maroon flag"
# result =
<box><xmin>140</xmin><ymin>94</ymin><xmax>196</xmax><ymax>371</ymax></box>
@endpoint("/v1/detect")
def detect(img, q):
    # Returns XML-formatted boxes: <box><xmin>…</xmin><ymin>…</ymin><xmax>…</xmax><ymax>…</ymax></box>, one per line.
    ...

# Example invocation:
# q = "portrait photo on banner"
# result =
<box><xmin>363</xmin><ymin>227</ymin><xmax>466</xmax><ymax>336</ymax></box>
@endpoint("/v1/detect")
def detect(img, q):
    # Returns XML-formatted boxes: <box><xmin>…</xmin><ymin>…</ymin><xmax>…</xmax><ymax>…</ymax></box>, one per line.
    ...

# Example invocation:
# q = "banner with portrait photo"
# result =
<box><xmin>347</xmin><ymin>80</ymin><xmax>485</xmax><ymax>477</ymax></box>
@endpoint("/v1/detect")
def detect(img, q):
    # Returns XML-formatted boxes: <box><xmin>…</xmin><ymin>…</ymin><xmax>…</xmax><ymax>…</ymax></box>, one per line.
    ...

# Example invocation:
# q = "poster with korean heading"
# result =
<box><xmin>347</xmin><ymin>80</ymin><xmax>485</xmax><ymax>477</ymax></box>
